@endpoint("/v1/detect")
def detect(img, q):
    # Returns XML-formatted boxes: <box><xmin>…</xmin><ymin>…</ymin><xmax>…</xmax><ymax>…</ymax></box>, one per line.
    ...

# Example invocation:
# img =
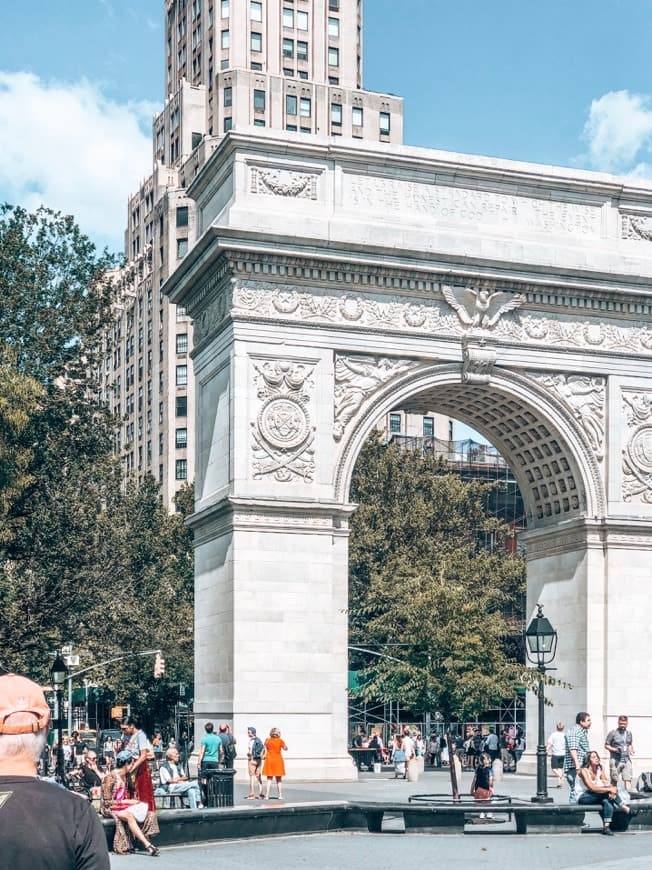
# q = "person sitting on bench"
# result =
<box><xmin>577</xmin><ymin>751</ymin><xmax>630</xmax><ymax>836</ymax></box>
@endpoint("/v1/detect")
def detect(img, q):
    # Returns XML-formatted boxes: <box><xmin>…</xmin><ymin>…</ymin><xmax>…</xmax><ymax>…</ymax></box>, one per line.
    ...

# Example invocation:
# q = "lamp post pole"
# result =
<box><xmin>51</xmin><ymin>653</ymin><xmax>68</xmax><ymax>783</ymax></box>
<box><xmin>525</xmin><ymin>604</ymin><xmax>557</xmax><ymax>805</ymax></box>
<box><xmin>534</xmin><ymin>664</ymin><xmax>549</xmax><ymax>803</ymax></box>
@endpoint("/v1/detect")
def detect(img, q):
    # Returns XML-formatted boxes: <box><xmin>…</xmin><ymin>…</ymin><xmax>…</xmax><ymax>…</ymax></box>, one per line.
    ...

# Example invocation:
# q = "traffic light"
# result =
<box><xmin>153</xmin><ymin>652</ymin><xmax>166</xmax><ymax>678</ymax></box>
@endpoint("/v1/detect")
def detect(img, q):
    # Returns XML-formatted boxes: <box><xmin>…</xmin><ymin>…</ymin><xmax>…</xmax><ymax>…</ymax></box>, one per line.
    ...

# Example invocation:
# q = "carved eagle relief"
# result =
<box><xmin>441</xmin><ymin>285</ymin><xmax>526</xmax><ymax>329</ymax></box>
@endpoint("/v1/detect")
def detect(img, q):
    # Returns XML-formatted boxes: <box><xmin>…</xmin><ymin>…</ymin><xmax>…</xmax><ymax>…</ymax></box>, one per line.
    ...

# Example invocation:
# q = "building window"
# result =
<box><xmin>224</xmin><ymin>86</ymin><xmax>232</xmax><ymax>106</ymax></box>
<box><xmin>176</xmin><ymin>333</ymin><xmax>188</xmax><ymax>355</ymax></box>
<box><xmin>380</xmin><ymin>111</ymin><xmax>391</xmax><ymax>134</ymax></box>
<box><xmin>352</xmin><ymin>106</ymin><xmax>363</xmax><ymax>127</ymax></box>
<box><xmin>283</xmin><ymin>67</ymin><xmax>294</xmax><ymax>76</ymax></box>
<box><xmin>298</xmin><ymin>70</ymin><xmax>308</xmax><ymax>79</ymax></box>
<box><xmin>177</xmin><ymin>238</ymin><xmax>188</xmax><ymax>258</ymax></box>
<box><xmin>176</xmin><ymin>428</ymin><xmax>188</xmax><ymax>448</ymax></box>
<box><xmin>286</xmin><ymin>124</ymin><xmax>297</xmax><ymax>131</ymax></box>
<box><xmin>286</xmin><ymin>94</ymin><xmax>297</xmax><ymax>115</ymax></box>
<box><xmin>176</xmin><ymin>365</ymin><xmax>188</xmax><ymax>387</ymax></box>
<box><xmin>389</xmin><ymin>413</ymin><xmax>402</xmax><ymax>434</ymax></box>
<box><xmin>296</xmin><ymin>40</ymin><xmax>308</xmax><ymax>61</ymax></box>
<box><xmin>423</xmin><ymin>416</ymin><xmax>434</xmax><ymax>438</ymax></box>
<box><xmin>297</xmin><ymin>10</ymin><xmax>308</xmax><ymax>30</ymax></box>
<box><xmin>253</xmin><ymin>119</ymin><xmax>265</xmax><ymax>127</ymax></box>
<box><xmin>191</xmin><ymin>131</ymin><xmax>202</xmax><ymax>149</ymax></box>
<box><xmin>328</xmin><ymin>47</ymin><xmax>339</xmax><ymax>66</ymax></box>
<box><xmin>283</xmin><ymin>38</ymin><xmax>294</xmax><ymax>58</ymax></box>
<box><xmin>221</xmin><ymin>29</ymin><xmax>229</xmax><ymax>49</ymax></box>
<box><xmin>328</xmin><ymin>16</ymin><xmax>339</xmax><ymax>37</ymax></box>
<box><xmin>176</xmin><ymin>206</ymin><xmax>188</xmax><ymax>227</ymax></box>
<box><xmin>221</xmin><ymin>0</ymin><xmax>230</xmax><ymax>18</ymax></box>
<box><xmin>250</xmin><ymin>0</ymin><xmax>262</xmax><ymax>21</ymax></box>
<box><xmin>176</xmin><ymin>459</ymin><xmax>188</xmax><ymax>480</ymax></box>
<box><xmin>331</xmin><ymin>103</ymin><xmax>342</xmax><ymax>126</ymax></box>
<box><xmin>251</xmin><ymin>61</ymin><xmax>262</xmax><ymax>70</ymax></box>
<box><xmin>254</xmin><ymin>89</ymin><xmax>266</xmax><ymax>112</ymax></box>
<box><xmin>220</xmin><ymin>58</ymin><xmax>229</xmax><ymax>69</ymax></box>
<box><xmin>282</xmin><ymin>7</ymin><xmax>294</xmax><ymax>28</ymax></box>
<box><xmin>329</xmin><ymin>0</ymin><xmax>339</xmax><ymax>9</ymax></box>
<box><xmin>251</xmin><ymin>31</ymin><xmax>262</xmax><ymax>51</ymax></box>
<box><xmin>299</xmin><ymin>97</ymin><xmax>311</xmax><ymax>117</ymax></box>
<box><xmin>176</xmin><ymin>395</ymin><xmax>188</xmax><ymax>417</ymax></box>
<box><xmin>223</xmin><ymin>116</ymin><xmax>233</xmax><ymax>132</ymax></box>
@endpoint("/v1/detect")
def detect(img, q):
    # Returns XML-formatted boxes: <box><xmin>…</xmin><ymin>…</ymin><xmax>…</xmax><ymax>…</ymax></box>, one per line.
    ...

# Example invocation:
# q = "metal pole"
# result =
<box><xmin>55</xmin><ymin>687</ymin><xmax>65</xmax><ymax>781</ymax></box>
<box><xmin>67</xmin><ymin>675</ymin><xmax>73</xmax><ymax>733</ymax></box>
<box><xmin>532</xmin><ymin>667</ymin><xmax>552</xmax><ymax>803</ymax></box>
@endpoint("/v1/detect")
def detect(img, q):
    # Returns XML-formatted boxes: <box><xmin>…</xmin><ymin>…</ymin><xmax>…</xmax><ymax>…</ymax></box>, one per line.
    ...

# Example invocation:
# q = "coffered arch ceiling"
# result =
<box><xmin>338</xmin><ymin>367</ymin><xmax>604</xmax><ymax>530</ymax></box>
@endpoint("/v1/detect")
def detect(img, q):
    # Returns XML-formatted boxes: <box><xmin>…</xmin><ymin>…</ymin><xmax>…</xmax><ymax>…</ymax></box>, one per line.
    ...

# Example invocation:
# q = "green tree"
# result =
<box><xmin>348</xmin><ymin>434</ymin><xmax>526</xmax><ymax>721</ymax></box>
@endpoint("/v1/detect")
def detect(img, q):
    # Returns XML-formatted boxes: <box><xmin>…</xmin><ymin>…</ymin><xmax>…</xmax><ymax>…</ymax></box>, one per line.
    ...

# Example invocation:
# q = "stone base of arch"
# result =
<box><xmin>191</xmin><ymin>496</ymin><xmax>358</xmax><ymax>782</ymax></box>
<box><xmin>519</xmin><ymin>519</ymin><xmax>652</xmax><ymax>779</ymax></box>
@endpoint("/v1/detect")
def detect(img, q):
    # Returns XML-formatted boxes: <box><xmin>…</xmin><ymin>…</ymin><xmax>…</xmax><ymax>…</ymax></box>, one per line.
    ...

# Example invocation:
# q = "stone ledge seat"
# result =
<box><xmin>100</xmin><ymin>798</ymin><xmax>652</xmax><ymax>849</ymax></box>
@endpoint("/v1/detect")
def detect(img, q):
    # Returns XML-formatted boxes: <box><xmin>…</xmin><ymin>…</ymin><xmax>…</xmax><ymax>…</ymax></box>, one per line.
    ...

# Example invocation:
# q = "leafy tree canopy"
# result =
<box><xmin>348</xmin><ymin>433</ymin><xmax>526</xmax><ymax>721</ymax></box>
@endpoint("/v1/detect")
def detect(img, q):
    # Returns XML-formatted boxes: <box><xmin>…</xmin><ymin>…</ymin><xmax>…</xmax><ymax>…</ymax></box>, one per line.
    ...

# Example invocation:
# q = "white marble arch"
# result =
<box><xmin>165</xmin><ymin>129</ymin><xmax>652</xmax><ymax>780</ymax></box>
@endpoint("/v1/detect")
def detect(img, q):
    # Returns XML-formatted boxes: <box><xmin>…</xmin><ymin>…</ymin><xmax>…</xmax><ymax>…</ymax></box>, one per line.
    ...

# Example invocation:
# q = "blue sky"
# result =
<box><xmin>3</xmin><ymin>1</ymin><xmax>652</xmax><ymax>252</ymax></box>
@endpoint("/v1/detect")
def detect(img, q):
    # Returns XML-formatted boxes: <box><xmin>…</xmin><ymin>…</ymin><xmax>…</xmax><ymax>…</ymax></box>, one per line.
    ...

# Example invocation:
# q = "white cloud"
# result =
<box><xmin>0</xmin><ymin>71</ymin><xmax>159</xmax><ymax>250</ymax></box>
<box><xmin>582</xmin><ymin>89</ymin><xmax>652</xmax><ymax>176</ymax></box>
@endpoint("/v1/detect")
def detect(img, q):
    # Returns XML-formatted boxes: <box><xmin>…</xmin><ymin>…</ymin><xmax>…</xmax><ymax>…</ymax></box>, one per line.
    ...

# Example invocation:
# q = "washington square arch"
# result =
<box><xmin>165</xmin><ymin>130</ymin><xmax>652</xmax><ymax>779</ymax></box>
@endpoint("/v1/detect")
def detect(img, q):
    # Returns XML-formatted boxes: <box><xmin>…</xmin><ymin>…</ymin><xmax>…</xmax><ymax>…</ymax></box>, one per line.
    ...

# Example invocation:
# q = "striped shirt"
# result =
<box><xmin>563</xmin><ymin>724</ymin><xmax>589</xmax><ymax>772</ymax></box>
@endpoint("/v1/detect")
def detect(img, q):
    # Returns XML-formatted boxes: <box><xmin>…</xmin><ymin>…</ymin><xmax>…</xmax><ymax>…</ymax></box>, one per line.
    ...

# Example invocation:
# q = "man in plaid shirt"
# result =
<box><xmin>564</xmin><ymin>712</ymin><xmax>592</xmax><ymax>802</ymax></box>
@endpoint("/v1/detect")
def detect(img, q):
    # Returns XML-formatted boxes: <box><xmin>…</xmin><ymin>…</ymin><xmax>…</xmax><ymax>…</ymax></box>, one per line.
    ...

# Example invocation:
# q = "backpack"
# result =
<box><xmin>251</xmin><ymin>737</ymin><xmax>264</xmax><ymax>759</ymax></box>
<box><xmin>636</xmin><ymin>772</ymin><xmax>652</xmax><ymax>793</ymax></box>
<box><xmin>222</xmin><ymin>734</ymin><xmax>237</xmax><ymax>765</ymax></box>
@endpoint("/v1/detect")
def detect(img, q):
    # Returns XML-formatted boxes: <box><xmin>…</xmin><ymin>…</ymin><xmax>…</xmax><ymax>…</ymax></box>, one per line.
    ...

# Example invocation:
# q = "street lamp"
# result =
<box><xmin>525</xmin><ymin>604</ymin><xmax>557</xmax><ymax>804</ymax></box>
<box><xmin>50</xmin><ymin>653</ymin><xmax>68</xmax><ymax>782</ymax></box>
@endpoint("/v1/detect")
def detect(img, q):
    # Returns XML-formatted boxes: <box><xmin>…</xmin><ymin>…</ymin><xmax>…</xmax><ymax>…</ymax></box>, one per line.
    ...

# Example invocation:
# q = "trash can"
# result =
<box><xmin>203</xmin><ymin>768</ymin><xmax>235</xmax><ymax>807</ymax></box>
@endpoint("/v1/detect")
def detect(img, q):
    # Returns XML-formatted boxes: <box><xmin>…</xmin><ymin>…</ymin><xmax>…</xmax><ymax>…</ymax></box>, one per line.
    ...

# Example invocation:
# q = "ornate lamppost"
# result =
<box><xmin>525</xmin><ymin>604</ymin><xmax>557</xmax><ymax>804</ymax></box>
<box><xmin>50</xmin><ymin>653</ymin><xmax>68</xmax><ymax>782</ymax></box>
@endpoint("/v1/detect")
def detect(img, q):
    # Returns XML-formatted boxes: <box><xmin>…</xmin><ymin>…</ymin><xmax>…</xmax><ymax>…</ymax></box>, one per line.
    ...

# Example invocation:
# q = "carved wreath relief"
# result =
<box><xmin>622</xmin><ymin>391</ymin><xmax>652</xmax><ymax>503</ymax></box>
<box><xmin>251</xmin><ymin>360</ymin><xmax>316</xmax><ymax>482</ymax></box>
<box><xmin>333</xmin><ymin>354</ymin><xmax>419</xmax><ymax>441</ymax></box>
<box><xmin>250</xmin><ymin>166</ymin><xmax>318</xmax><ymax>200</ymax></box>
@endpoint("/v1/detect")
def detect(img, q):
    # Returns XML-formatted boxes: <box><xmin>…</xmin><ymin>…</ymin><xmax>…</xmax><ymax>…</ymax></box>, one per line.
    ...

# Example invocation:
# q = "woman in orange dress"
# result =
<box><xmin>262</xmin><ymin>727</ymin><xmax>288</xmax><ymax>800</ymax></box>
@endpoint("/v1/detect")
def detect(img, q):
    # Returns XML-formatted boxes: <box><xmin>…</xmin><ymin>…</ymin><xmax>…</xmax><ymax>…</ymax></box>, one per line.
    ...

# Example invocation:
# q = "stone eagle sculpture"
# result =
<box><xmin>441</xmin><ymin>285</ymin><xmax>526</xmax><ymax>329</ymax></box>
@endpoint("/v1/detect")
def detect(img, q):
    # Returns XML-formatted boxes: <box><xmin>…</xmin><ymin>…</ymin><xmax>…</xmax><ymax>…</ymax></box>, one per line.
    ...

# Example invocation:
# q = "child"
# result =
<box><xmin>393</xmin><ymin>735</ymin><xmax>407</xmax><ymax>779</ymax></box>
<box><xmin>471</xmin><ymin>752</ymin><xmax>494</xmax><ymax>818</ymax></box>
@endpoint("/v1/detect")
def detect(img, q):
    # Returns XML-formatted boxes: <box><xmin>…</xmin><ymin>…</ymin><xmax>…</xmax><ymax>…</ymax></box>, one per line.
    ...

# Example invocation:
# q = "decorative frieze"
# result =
<box><xmin>530</xmin><ymin>373</ymin><xmax>606</xmax><ymax>461</ymax></box>
<box><xmin>250</xmin><ymin>359</ymin><xmax>316</xmax><ymax>483</ymax></box>
<box><xmin>232</xmin><ymin>279</ymin><xmax>652</xmax><ymax>357</ymax></box>
<box><xmin>193</xmin><ymin>284</ymin><xmax>233</xmax><ymax>345</ymax></box>
<box><xmin>622</xmin><ymin>390</ymin><xmax>652</xmax><ymax>504</ymax></box>
<box><xmin>333</xmin><ymin>354</ymin><xmax>419</xmax><ymax>441</ymax></box>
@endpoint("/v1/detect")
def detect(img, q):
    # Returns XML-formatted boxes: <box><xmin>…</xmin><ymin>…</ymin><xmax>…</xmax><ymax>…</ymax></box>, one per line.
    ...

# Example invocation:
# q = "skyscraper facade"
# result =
<box><xmin>103</xmin><ymin>2</ymin><xmax>448</xmax><ymax>506</ymax></box>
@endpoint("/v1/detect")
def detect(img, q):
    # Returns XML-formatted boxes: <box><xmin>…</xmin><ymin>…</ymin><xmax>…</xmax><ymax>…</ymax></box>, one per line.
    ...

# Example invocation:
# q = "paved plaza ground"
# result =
<box><xmin>109</xmin><ymin>768</ymin><xmax>652</xmax><ymax>868</ymax></box>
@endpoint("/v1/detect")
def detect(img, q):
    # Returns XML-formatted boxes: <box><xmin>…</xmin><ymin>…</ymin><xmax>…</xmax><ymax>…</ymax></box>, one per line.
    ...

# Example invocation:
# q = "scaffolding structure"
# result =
<box><xmin>389</xmin><ymin>435</ymin><xmax>526</xmax><ymax>534</ymax></box>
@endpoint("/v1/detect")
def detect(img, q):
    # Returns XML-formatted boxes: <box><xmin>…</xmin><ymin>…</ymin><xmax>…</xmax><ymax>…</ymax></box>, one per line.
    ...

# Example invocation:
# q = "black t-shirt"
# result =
<box><xmin>0</xmin><ymin>776</ymin><xmax>109</xmax><ymax>870</ymax></box>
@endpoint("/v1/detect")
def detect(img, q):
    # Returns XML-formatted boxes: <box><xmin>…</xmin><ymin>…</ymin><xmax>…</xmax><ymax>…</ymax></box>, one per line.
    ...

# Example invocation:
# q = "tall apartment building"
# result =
<box><xmin>102</xmin><ymin>1</ymin><xmax>448</xmax><ymax>506</ymax></box>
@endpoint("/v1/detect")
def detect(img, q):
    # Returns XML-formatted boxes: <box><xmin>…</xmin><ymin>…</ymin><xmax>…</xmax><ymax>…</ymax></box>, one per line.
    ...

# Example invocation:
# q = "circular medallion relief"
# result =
<box><xmin>259</xmin><ymin>397</ymin><xmax>310</xmax><ymax>449</ymax></box>
<box><xmin>629</xmin><ymin>426</ymin><xmax>652</xmax><ymax>473</ymax></box>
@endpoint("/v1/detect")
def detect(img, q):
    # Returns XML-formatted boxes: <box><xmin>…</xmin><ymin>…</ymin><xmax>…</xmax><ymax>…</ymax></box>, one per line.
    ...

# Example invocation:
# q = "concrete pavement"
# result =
<box><xmin>110</xmin><ymin>768</ymin><xmax>650</xmax><ymax>868</ymax></box>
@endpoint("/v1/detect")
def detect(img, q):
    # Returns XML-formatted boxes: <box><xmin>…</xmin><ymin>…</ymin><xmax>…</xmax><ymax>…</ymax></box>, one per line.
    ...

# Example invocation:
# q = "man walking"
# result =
<box><xmin>0</xmin><ymin>673</ymin><xmax>109</xmax><ymax>869</ymax></box>
<box><xmin>564</xmin><ymin>711</ymin><xmax>591</xmax><ymax>802</ymax></box>
<box><xmin>605</xmin><ymin>715</ymin><xmax>634</xmax><ymax>791</ymax></box>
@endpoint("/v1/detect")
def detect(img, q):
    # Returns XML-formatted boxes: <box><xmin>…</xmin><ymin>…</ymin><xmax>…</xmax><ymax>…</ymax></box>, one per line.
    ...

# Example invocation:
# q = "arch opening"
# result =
<box><xmin>338</xmin><ymin>367</ymin><xmax>602</xmax><ymax>532</ymax></box>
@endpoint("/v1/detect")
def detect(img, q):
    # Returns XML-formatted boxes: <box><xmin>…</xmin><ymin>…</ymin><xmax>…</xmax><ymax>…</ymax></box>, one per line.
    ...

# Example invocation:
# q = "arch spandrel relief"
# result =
<box><xmin>528</xmin><ymin>374</ymin><xmax>606</xmax><ymax>462</ymax></box>
<box><xmin>250</xmin><ymin>358</ymin><xmax>316</xmax><ymax>483</ymax></box>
